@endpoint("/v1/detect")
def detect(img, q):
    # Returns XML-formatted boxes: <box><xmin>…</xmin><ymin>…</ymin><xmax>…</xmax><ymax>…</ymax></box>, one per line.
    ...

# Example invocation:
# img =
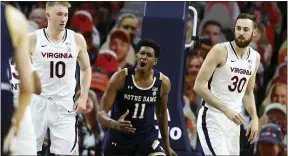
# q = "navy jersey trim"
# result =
<box><xmin>202</xmin><ymin>106</ymin><xmax>217</xmax><ymax>156</ymax></box>
<box><xmin>229</xmin><ymin>42</ymin><xmax>239</xmax><ymax>60</ymax></box>
<box><xmin>43</xmin><ymin>28</ymin><xmax>67</xmax><ymax>43</ymax></box>
<box><xmin>246</xmin><ymin>48</ymin><xmax>251</xmax><ymax>60</ymax></box>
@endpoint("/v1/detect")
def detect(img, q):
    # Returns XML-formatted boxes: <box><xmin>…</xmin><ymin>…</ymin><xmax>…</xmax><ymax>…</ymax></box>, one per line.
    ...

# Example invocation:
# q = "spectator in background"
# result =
<box><xmin>76</xmin><ymin>89</ymin><xmax>105</xmax><ymax>156</ymax></box>
<box><xmin>70</xmin><ymin>9</ymin><xmax>101</xmax><ymax>48</ymax></box>
<box><xmin>90</xmin><ymin>68</ymin><xmax>109</xmax><ymax>104</ymax></box>
<box><xmin>254</xmin><ymin>124</ymin><xmax>286</xmax><ymax>156</ymax></box>
<box><xmin>100</xmin><ymin>13</ymin><xmax>138</xmax><ymax>66</ymax></box>
<box><xmin>201</xmin><ymin>20</ymin><xmax>223</xmax><ymax>46</ymax></box>
<box><xmin>107</xmin><ymin>28</ymin><xmax>132</xmax><ymax>68</ymax></box>
<box><xmin>278</xmin><ymin>40</ymin><xmax>287</xmax><ymax>65</ymax></box>
<box><xmin>250</xmin><ymin>23</ymin><xmax>273</xmax><ymax>68</ymax></box>
<box><xmin>258</xmin><ymin>103</ymin><xmax>287</xmax><ymax>139</ymax></box>
<box><xmin>184</xmin><ymin>55</ymin><xmax>204</xmax><ymax>117</ymax></box>
<box><xmin>260</xmin><ymin>83</ymin><xmax>287</xmax><ymax>116</ymax></box>
<box><xmin>93</xmin><ymin>50</ymin><xmax>120</xmax><ymax>77</ymax></box>
<box><xmin>28</xmin><ymin>8</ymin><xmax>47</xmax><ymax>29</ymax></box>
<box><xmin>251</xmin><ymin>7</ymin><xmax>275</xmax><ymax>51</ymax></box>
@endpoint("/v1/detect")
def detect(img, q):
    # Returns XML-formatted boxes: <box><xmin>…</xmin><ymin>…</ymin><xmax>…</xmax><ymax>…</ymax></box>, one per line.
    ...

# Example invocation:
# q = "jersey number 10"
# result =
<box><xmin>50</xmin><ymin>61</ymin><xmax>66</xmax><ymax>78</ymax></box>
<box><xmin>132</xmin><ymin>103</ymin><xmax>146</xmax><ymax>119</ymax></box>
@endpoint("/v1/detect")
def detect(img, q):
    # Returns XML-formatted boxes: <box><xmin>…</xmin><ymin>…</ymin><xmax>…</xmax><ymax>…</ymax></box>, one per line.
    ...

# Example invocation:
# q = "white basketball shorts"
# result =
<box><xmin>30</xmin><ymin>95</ymin><xmax>79</xmax><ymax>155</ymax></box>
<box><xmin>197</xmin><ymin>105</ymin><xmax>240</xmax><ymax>155</ymax></box>
<box><xmin>10</xmin><ymin>106</ymin><xmax>37</xmax><ymax>155</ymax></box>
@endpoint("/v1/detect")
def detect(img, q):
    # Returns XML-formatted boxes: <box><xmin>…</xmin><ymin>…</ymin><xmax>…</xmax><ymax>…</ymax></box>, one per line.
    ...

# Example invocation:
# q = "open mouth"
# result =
<box><xmin>140</xmin><ymin>62</ymin><xmax>146</xmax><ymax>68</ymax></box>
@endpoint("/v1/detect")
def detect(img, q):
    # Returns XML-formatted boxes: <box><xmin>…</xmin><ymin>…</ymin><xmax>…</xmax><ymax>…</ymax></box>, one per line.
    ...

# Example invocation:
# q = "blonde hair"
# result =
<box><xmin>259</xmin><ymin>83</ymin><xmax>286</xmax><ymax>116</ymax></box>
<box><xmin>46</xmin><ymin>2</ymin><xmax>71</xmax><ymax>10</ymax></box>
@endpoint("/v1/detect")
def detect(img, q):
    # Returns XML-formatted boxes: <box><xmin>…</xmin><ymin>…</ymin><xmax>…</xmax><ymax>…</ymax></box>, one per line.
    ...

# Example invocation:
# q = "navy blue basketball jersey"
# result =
<box><xmin>1</xmin><ymin>3</ymin><xmax>16</xmax><ymax>153</ymax></box>
<box><xmin>109</xmin><ymin>67</ymin><xmax>163</xmax><ymax>139</ymax></box>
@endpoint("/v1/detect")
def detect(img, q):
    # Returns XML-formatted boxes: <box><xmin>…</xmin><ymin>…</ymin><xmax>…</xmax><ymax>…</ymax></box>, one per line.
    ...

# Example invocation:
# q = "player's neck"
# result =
<box><xmin>232</xmin><ymin>41</ymin><xmax>249</xmax><ymax>59</ymax></box>
<box><xmin>46</xmin><ymin>25</ymin><xmax>65</xmax><ymax>42</ymax></box>
<box><xmin>135</xmin><ymin>68</ymin><xmax>153</xmax><ymax>80</ymax></box>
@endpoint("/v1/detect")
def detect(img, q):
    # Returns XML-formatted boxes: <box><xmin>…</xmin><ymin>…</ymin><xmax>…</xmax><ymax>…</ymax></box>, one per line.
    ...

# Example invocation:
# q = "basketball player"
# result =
<box><xmin>194</xmin><ymin>13</ymin><xmax>260</xmax><ymax>155</ymax></box>
<box><xmin>9</xmin><ymin>57</ymin><xmax>42</xmax><ymax>155</ymax></box>
<box><xmin>98</xmin><ymin>39</ymin><xmax>177</xmax><ymax>156</ymax></box>
<box><xmin>29</xmin><ymin>2</ymin><xmax>91</xmax><ymax>155</ymax></box>
<box><xmin>1</xmin><ymin>2</ymin><xmax>34</xmax><ymax>154</ymax></box>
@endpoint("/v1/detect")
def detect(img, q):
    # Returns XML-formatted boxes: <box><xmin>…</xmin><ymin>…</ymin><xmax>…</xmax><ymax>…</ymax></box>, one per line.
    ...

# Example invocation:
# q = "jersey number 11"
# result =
<box><xmin>132</xmin><ymin>103</ymin><xmax>146</xmax><ymax>119</ymax></box>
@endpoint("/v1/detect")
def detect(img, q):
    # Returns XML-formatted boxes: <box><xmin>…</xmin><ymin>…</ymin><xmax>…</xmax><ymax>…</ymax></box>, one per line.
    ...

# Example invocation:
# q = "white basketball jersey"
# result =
<box><xmin>9</xmin><ymin>58</ymin><xmax>35</xmax><ymax>107</ymax></box>
<box><xmin>206</xmin><ymin>42</ymin><xmax>257</xmax><ymax>112</ymax></box>
<box><xmin>32</xmin><ymin>28</ymin><xmax>78</xmax><ymax>100</ymax></box>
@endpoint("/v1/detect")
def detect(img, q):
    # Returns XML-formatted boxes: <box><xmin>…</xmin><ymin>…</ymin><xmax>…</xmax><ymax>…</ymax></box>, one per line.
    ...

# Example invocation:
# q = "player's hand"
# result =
<box><xmin>74</xmin><ymin>96</ymin><xmax>87</xmax><ymax>114</ymax></box>
<box><xmin>246</xmin><ymin>118</ymin><xmax>259</xmax><ymax>144</ymax></box>
<box><xmin>116</xmin><ymin>110</ymin><xmax>136</xmax><ymax>133</ymax></box>
<box><xmin>3</xmin><ymin>125</ymin><xmax>17</xmax><ymax>154</ymax></box>
<box><xmin>164</xmin><ymin>146</ymin><xmax>177</xmax><ymax>156</ymax></box>
<box><xmin>224</xmin><ymin>108</ymin><xmax>245</xmax><ymax>125</ymax></box>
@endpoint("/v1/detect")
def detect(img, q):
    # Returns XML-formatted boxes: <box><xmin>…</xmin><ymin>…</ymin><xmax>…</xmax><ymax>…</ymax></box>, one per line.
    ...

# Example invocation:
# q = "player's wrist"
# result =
<box><xmin>109</xmin><ymin>119</ymin><xmax>119</xmax><ymax>130</ymax></box>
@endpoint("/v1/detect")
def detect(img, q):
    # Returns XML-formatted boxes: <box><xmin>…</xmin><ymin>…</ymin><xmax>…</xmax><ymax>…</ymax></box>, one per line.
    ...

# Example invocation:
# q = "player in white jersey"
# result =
<box><xmin>9</xmin><ymin>58</ymin><xmax>42</xmax><ymax>155</ymax></box>
<box><xmin>194</xmin><ymin>13</ymin><xmax>261</xmax><ymax>155</ymax></box>
<box><xmin>28</xmin><ymin>2</ymin><xmax>92</xmax><ymax>155</ymax></box>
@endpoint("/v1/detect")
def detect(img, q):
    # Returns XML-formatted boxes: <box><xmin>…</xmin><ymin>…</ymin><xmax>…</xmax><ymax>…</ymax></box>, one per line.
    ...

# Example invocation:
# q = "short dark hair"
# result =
<box><xmin>236</xmin><ymin>13</ymin><xmax>257</xmax><ymax>29</ymax></box>
<box><xmin>136</xmin><ymin>39</ymin><xmax>161</xmax><ymax>58</ymax></box>
<box><xmin>203</xmin><ymin>20</ymin><xmax>222</xmax><ymax>32</ymax></box>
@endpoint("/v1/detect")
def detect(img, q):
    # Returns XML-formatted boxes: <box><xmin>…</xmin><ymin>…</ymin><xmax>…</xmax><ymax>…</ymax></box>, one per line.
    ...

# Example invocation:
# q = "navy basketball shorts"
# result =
<box><xmin>103</xmin><ymin>133</ymin><xmax>166</xmax><ymax>156</ymax></box>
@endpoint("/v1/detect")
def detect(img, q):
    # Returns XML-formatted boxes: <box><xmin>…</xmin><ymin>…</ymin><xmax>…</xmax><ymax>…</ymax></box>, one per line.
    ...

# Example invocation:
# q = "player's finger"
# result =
<box><xmin>246</xmin><ymin>127</ymin><xmax>250</xmax><ymax>136</ymax></box>
<box><xmin>249</xmin><ymin>130</ymin><xmax>255</xmax><ymax>142</ymax></box>
<box><xmin>121</xmin><ymin>120</ymin><xmax>131</xmax><ymax>124</ymax></box>
<box><xmin>238</xmin><ymin>113</ymin><xmax>245</xmax><ymax>124</ymax></box>
<box><xmin>119</xmin><ymin>110</ymin><xmax>129</xmax><ymax>120</ymax></box>
<box><xmin>122</xmin><ymin>128</ymin><xmax>135</xmax><ymax>133</ymax></box>
<box><xmin>124</xmin><ymin>127</ymin><xmax>136</xmax><ymax>132</ymax></box>
<box><xmin>232</xmin><ymin>117</ymin><xmax>240</xmax><ymax>125</ymax></box>
<box><xmin>119</xmin><ymin>123</ymin><xmax>132</xmax><ymax>128</ymax></box>
<box><xmin>236</xmin><ymin>114</ymin><xmax>245</xmax><ymax>124</ymax></box>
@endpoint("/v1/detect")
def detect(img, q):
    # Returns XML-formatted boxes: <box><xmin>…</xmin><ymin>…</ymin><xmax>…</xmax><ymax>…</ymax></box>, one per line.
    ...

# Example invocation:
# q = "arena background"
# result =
<box><xmin>3</xmin><ymin>1</ymin><xmax>287</xmax><ymax>156</ymax></box>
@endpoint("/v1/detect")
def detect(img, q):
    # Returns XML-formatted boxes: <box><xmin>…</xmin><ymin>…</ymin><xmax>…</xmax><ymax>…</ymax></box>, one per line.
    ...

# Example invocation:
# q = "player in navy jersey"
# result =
<box><xmin>1</xmin><ymin>2</ymin><xmax>34</xmax><ymax>154</ymax></box>
<box><xmin>98</xmin><ymin>39</ymin><xmax>177</xmax><ymax>156</ymax></box>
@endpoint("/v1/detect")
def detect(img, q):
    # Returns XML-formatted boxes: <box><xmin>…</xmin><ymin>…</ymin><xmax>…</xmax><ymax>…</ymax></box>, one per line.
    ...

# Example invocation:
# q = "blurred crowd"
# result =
<box><xmin>5</xmin><ymin>1</ymin><xmax>287</xmax><ymax>156</ymax></box>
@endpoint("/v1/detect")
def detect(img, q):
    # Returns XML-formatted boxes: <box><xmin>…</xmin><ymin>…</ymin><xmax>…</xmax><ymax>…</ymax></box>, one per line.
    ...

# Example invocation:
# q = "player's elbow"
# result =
<box><xmin>193</xmin><ymin>82</ymin><xmax>201</xmax><ymax>94</ymax></box>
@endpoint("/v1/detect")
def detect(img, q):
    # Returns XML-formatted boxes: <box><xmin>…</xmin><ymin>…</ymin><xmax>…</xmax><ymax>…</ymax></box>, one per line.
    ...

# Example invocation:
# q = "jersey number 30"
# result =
<box><xmin>50</xmin><ymin>61</ymin><xmax>66</xmax><ymax>78</ymax></box>
<box><xmin>132</xmin><ymin>103</ymin><xmax>146</xmax><ymax>119</ymax></box>
<box><xmin>228</xmin><ymin>76</ymin><xmax>247</xmax><ymax>93</ymax></box>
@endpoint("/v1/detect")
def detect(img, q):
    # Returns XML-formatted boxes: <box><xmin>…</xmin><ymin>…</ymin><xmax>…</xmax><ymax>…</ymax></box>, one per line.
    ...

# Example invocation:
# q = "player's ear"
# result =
<box><xmin>253</xmin><ymin>29</ymin><xmax>256</xmax><ymax>37</ymax></box>
<box><xmin>154</xmin><ymin>58</ymin><xmax>158</xmax><ymax>65</ymax></box>
<box><xmin>45</xmin><ymin>12</ymin><xmax>50</xmax><ymax>18</ymax></box>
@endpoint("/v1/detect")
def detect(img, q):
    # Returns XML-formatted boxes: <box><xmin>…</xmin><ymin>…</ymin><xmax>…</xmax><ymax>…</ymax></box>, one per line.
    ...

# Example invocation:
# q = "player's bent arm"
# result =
<box><xmin>156</xmin><ymin>74</ymin><xmax>171</xmax><ymax>148</ymax></box>
<box><xmin>33</xmin><ymin>71</ymin><xmax>42</xmax><ymax>95</ymax></box>
<box><xmin>193</xmin><ymin>44</ymin><xmax>229</xmax><ymax>113</ymax></box>
<box><xmin>242</xmin><ymin>53</ymin><xmax>261</xmax><ymax>120</ymax></box>
<box><xmin>97</xmin><ymin>70</ymin><xmax>126</xmax><ymax>129</ymax></box>
<box><xmin>8</xmin><ymin>5</ymin><xmax>34</xmax><ymax>126</ymax></box>
<box><xmin>28</xmin><ymin>32</ymin><xmax>37</xmax><ymax>56</ymax></box>
<box><xmin>75</xmin><ymin>33</ymin><xmax>92</xmax><ymax>99</ymax></box>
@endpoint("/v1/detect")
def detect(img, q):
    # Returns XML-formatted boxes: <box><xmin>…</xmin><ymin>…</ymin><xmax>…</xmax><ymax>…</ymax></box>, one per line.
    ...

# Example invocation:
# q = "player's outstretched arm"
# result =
<box><xmin>194</xmin><ymin>44</ymin><xmax>230</xmax><ymax>114</ymax></box>
<box><xmin>75</xmin><ymin>33</ymin><xmax>92</xmax><ymax>113</ymax></box>
<box><xmin>7</xmin><ymin>5</ymin><xmax>34</xmax><ymax>131</ymax></box>
<box><xmin>243</xmin><ymin>52</ymin><xmax>261</xmax><ymax>143</ymax></box>
<box><xmin>156</xmin><ymin>74</ymin><xmax>177</xmax><ymax>156</ymax></box>
<box><xmin>97</xmin><ymin>70</ymin><xmax>135</xmax><ymax>133</ymax></box>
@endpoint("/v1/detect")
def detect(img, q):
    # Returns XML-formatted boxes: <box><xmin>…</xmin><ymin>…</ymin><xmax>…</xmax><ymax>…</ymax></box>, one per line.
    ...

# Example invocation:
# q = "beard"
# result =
<box><xmin>235</xmin><ymin>33</ymin><xmax>253</xmax><ymax>48</ymax></box>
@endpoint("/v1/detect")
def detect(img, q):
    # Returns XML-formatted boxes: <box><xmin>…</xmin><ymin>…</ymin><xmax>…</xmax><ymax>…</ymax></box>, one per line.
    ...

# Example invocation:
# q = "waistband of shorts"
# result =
<box><xmin>36</xmin><ymin>95</ymin><xmax>74</xmax><ymax>101</ymax></box>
